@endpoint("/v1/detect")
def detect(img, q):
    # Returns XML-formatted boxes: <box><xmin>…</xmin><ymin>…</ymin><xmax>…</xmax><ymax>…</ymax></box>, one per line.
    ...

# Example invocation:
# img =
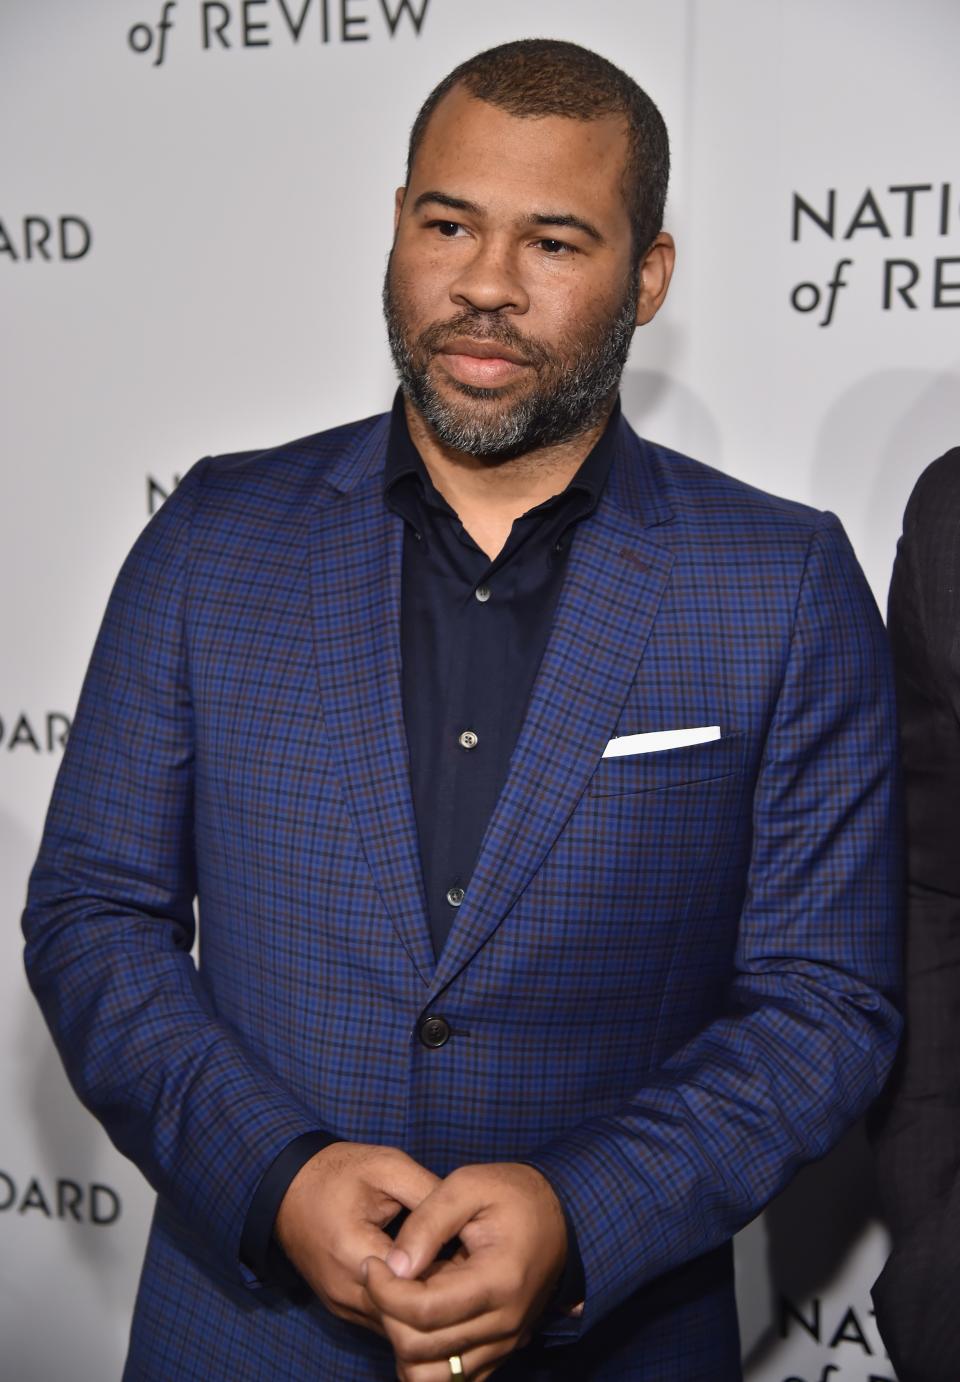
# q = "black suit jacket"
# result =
<box><xmin>873</xmin><ymin>447</ymin><xmax>960</xmax><ymax>1381</ymax></box>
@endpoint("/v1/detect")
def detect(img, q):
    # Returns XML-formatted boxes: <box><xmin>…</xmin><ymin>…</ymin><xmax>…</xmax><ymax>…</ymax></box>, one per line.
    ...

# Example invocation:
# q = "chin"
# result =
<box><xmin>434</xmin><ymin>369</ymin><xmax>531</xmax><ymax>407</ymax></box>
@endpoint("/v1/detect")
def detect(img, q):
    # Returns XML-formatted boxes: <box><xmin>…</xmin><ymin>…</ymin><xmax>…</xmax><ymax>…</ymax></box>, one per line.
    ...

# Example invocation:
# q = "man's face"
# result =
<box><xmin>384</xmin><ymin>86</ymin><xmax>659</xmax><ymax>461</ymax></box>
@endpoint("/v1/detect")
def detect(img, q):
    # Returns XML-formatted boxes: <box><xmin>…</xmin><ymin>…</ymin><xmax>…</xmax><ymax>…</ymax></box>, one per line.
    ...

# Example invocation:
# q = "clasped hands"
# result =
<box><xmin>274</xmin><ymin>1142</ymin><xmax>571</xmax><ymax>1381</ymax></box>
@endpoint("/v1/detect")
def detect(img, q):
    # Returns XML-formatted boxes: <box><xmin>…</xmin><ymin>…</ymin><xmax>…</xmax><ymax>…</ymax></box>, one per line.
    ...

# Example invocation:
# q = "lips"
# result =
<box><xmin>434</xmin><ymin>334</ymin><xmax>535</xmax><ymax>388</ymax></box>
<box><xmin>438</xmin><ymin>352</ymin><xmax>531</xmax><ymax>387</ymax></box>
<box><xmin>437</xmin><ymin>336</ymin><xmax>532</xmax><ymax>367</ymax></box>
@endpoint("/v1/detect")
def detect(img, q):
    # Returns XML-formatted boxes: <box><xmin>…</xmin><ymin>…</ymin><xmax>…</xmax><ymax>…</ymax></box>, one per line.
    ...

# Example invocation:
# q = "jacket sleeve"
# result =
<box><xmin>870</xmin><ymin>451</ymin><xmax>960</xmax><ymax>1382</ymax></box>
<box><xmin>527</xmin><ymin>513</ymin><xmax>903</xmax><ymax>1336</ymax></box>
<box><xmin>22</xmin><ymin>459</ymin><xmax>329</xmax><ymax>1288</ymax></box>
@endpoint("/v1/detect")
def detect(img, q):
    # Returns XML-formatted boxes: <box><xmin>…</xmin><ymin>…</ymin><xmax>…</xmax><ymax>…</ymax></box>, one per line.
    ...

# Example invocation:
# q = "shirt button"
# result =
<box><xmin>418</xmin><ymin>1015</ymin><xmax>451</xmax><ymax>1049</ymax></box>
<box><xmin>475</xmin><ymin>584</ymin><xmax>491</xmax><ymax>603</ymax></box>
<box><xmin>446</xmin><ymin>886</ymin><xmax>465</xmax><ymax>907</ymax></box>
<box><xmin>458</xmin><ymin>729</ymin><xmax>479</xmax><ymax>750</ymax></box>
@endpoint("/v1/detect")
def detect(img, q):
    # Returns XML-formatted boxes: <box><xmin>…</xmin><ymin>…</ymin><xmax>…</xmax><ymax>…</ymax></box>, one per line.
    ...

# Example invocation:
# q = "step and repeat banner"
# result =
<box><xmin>3</xmin><ymin>1</ymin><xmax>959</xmax><ymax>1378</ymax></box>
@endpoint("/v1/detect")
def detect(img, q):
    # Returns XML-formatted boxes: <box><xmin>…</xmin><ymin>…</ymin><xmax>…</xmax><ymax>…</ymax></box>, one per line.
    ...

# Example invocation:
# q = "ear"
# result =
<box><xmin>635</xmin><ymin>233</ymin><xmax>676</xmax><ymax>326</ymax></box>
<box><xmin>393</xmin><ymin>186</ymin><xmax>407</xmax><ymax>236</ymax></box>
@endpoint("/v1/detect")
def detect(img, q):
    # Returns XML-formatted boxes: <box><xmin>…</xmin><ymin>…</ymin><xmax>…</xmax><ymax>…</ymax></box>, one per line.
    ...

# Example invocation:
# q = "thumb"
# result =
<box><xmin>388</xmin><ymin>1174</ymin><xmax>480</xmax><ymax>1280</ymax></box>
<box><xmin>378</xmin><ymin>1152</ymin><xmax>442</xmax><ymax>1214</ymax></box>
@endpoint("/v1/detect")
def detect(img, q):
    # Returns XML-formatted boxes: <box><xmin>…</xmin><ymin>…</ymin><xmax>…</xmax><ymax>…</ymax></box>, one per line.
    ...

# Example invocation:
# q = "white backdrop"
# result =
<box><xmin>3</xmin><ymin>2</ymin><xmax>959</xmax><ymax>1378</ymax></box>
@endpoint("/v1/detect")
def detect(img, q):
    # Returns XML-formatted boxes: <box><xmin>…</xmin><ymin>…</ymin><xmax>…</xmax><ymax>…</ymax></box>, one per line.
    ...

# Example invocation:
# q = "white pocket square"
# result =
<box><xmin>602</xmin><ymin>725</ymin><xmax>721</xmax><ymax>758</ymax></box>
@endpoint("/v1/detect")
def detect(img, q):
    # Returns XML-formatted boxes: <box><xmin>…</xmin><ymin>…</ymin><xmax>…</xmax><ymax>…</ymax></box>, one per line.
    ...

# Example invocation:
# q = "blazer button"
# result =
<box><xmin>418</xmin><ymin>1015</ymin><xmax>451</xmax><ymax>1049</ymax></box>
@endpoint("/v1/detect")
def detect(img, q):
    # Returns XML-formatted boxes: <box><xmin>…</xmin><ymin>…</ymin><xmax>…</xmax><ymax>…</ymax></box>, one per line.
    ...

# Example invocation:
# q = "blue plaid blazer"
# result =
<box><xmin>23</xmin><ymin>410</ymin><xmax>901</xmax><ymax>1380</ymax></box>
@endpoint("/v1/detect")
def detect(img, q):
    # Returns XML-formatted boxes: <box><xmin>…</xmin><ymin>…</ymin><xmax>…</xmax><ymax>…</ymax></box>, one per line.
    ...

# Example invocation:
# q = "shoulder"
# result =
<box><xmin>621</xmin><ymin>430</ymin><xmax>843</xmax><ymax>583</ymax></box>
<box><xmin>901</xmin><ymin>446</ymin><xmax>960</xmax><ymax>537</ymax></box>
<box><xmin>640</xmin><ymin>435</ymin><xmax>828</xmax><ymax>538</ymax></box>
<box><xmin>620</xmin><ymin>426</ymin><xmax>880</xmax><ymax>635</ymax></box>
<box><xmin>620</xmin><ymin>430</ymin><xmax>889</xmax><ymax>687</ymax></box>
<box><xmin>142</xmin><ymin>411</ymin><xmax>390</xmax><ymax>544</ymax></box>
<box><xmin>892</xmin><ymin>448</ymin><xmax>960</xmax><ymax>642</ymax></box>
<box><xmin>121</xmin><ymin>411</ymin><xmax>390</xmax><ymax>584</ymax></box>
<box><xmin>197</xmin><ymin>411</ymin><xmax>390</xmax><ymax>509</ymax></box>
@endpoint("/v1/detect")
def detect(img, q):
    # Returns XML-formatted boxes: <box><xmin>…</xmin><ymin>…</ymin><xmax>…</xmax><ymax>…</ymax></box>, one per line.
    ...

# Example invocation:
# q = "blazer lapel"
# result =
<box><xmin>429</xmin><ymin>429</ymin><xmax>676</xmax><ymax>995</ymax></box>
<box><xmin>309</xmin><ymin>457</ymin><xmax>435</xmax><ymax>987</ymax></box>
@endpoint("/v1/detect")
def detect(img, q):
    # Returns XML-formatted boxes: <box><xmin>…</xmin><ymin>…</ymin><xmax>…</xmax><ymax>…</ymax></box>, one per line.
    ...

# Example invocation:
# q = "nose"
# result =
<box><xmin>448</xmin><ymin>237</ymin><xmax>530</xmax><ymax>316</ymax></box>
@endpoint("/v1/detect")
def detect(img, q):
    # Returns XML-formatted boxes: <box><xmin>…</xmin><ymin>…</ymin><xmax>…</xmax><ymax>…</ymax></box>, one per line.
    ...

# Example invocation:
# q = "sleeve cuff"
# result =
<box><xmin>240</xmin><ymin>1130</ymin><xmax>340</xmax><ymax>1286</ymax></box>
<box><xmin>521</xmin><ymin>1162</ymin><xmax>585</xmax><ymax>1313</ymax></box>
<box><xmin>551</xmin><ymin>1195</ymin><xmax>586</xmax><ymax>1311</ymax></box>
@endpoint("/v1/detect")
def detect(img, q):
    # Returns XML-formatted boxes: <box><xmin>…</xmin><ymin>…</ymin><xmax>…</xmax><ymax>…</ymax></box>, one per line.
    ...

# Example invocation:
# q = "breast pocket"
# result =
<box><xmin>587</xmin><ymin>732</ymin><xmax>745</xmax><ymax>798</ymax></box>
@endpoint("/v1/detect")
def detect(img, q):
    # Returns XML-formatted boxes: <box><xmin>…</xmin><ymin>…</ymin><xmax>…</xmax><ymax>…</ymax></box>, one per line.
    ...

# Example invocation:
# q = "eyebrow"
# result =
<box><xmin>412</xmin><ymin>191</ymin><xmax>606</xmax><ymax>245</ymax></box>
<box><xmin>530</xmin><ymin>212</ymin><xmax>605</xmax><ymax>244</ymax></box>
<box><xmin>413</xmin><ymin>191</ymin><xmax>483</xmax><ymax>216</ymax></box>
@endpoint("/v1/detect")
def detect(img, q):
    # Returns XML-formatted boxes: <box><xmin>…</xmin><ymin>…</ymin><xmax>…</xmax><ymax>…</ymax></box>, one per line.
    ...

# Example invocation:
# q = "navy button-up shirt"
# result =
<box><xmin>385</xmin><ymin>391</ymin><xmax>619</xmax><ymax>956</ymax></box>
<box><xmin>242</xmin><ymin>391</ymin><xmax>619</xmax><ymax>1308</ymax></box>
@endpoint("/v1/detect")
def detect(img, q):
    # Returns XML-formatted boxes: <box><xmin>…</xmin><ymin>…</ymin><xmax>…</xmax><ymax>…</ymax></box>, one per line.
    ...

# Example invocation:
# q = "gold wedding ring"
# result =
<box><xmin>448</xmin><ymin>1356</ymin><xmax>464</xmax><ymax>1378</ymax></box>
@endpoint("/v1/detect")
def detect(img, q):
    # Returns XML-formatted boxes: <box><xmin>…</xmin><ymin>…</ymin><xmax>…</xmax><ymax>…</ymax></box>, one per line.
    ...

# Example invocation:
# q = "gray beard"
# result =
<box><xmin>382</xmin><ymin>261</ymin><xmax>638</xmax><ymax>462</ymax></box>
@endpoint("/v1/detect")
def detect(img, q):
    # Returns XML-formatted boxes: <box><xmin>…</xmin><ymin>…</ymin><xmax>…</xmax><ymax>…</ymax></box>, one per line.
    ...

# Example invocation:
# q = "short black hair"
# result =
<box><xmin>406</xmin><ymin>38</ymin><xmax>670</xmax><ymax>263</ymax></box>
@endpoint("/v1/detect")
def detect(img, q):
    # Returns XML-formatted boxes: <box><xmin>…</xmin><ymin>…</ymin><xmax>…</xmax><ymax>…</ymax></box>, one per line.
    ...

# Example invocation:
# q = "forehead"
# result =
<box><xmin>410</xmin><ymin>86</ymin><xmax>632</xmax><ymax>227</ymax></box>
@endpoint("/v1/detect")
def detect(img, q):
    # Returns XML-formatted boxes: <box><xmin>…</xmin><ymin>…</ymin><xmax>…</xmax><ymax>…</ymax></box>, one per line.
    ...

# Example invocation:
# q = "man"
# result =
<box><xmin>872</xmin><ymin>449</ymin><xmax>960</xmax><ymax>1382</ymax></box>
<box><xmin>23</xmin><ymin>38</ymin><xmax>901</xmax><ymax>1382</ymax></box>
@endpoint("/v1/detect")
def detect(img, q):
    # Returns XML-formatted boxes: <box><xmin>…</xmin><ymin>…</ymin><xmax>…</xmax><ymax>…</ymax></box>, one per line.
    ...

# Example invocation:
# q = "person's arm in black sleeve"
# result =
<box><xmin>872</xmin><ymin>447</ymin><xmax>960</xmax><ymax>1382</ymax></box>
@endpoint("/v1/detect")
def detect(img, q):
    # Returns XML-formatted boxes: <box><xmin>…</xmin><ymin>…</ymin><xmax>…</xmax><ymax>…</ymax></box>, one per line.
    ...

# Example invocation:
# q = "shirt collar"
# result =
<box><xmin>383</xmin><ymin>389</ymin><xmax>620</xmax><ymax>522</ymax></box>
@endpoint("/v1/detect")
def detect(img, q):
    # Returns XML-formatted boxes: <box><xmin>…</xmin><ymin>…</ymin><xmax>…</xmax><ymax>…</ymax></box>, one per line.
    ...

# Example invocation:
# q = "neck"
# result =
<box><xmin>403</xmin><ymin>396</ymin><xmax>616</xmax><ymax>560</ymax></box>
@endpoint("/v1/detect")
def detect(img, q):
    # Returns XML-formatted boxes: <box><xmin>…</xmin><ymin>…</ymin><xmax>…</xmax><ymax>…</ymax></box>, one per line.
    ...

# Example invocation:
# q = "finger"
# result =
<box><xmin>375</xmin><ymin>1260</ymin><xmax>515</xmax><ymax>1362</ymax></box>
<box><xmin>387</xmin><ymin>1172</ymin><xmax>484</xmax><ymax>1279</ymax></box>
<box><xmin>422</xmin><ymin>1243</ymin><xmax>469</xmax><ymax>1276</ymax></box>
<box><xmin>364</xmin><ymin>1254</ymin><xmax>498</xmax><ymax>1335</ymax></box>
<box><xmin>312</xmin><ymin>1259</ymin><xmax>389</xmax><ymax>1337</ymax></box>
<box><xmin>376</xmin><ymin>1151</ymin><xmax>444</xmax><ymax>1214</ymax></box>
<box><xmin>330</xmin><ymin>1298</ymin><xmax>388</xmax><ymax>1337</ymax></box>
<box><xmin>348</xmin><ymin>1223</ymin><xmax>399</xmax><ymax>1271</ymax></box>
<box><xmin>394</xmin><ymin>1336</ymin><xmax>513</xmax><ymax>1382</ymax></box>
<box><xmin>321</xmin><ymin>1225</ymin><xmax>402</xmax><ymax>1326</ymax></box>
<box><xmin>381</xmin><ymin>1298</ymin><xmax>514</xmax><ymax>1368</ymax></box>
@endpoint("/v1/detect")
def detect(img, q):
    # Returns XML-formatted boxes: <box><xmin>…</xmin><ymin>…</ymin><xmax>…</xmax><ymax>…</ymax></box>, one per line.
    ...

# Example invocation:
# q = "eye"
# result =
<box><xmin>428</xmin><ymin>220</ymin><xmax>466</xmax><ymax>238</ymax></box>
<box><xmin>537</xmin><ymin>238</ymin><xmax>576</xmax><ymax>255</ymax></box>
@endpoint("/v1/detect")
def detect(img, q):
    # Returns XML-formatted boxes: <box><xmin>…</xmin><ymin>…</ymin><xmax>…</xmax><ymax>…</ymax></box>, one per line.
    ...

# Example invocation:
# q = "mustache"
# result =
<box><xmin>416</xmin><ymin>312</ymin><xmax>553</xmax><ymax>369</ymax></box>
